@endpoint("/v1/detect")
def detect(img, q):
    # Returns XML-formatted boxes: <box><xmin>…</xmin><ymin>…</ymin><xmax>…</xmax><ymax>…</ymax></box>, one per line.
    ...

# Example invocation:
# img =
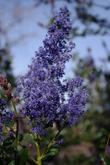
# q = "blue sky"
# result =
<box><xmin>0</xmin><ymin>0</ymin><xmax>110</xmax><ymax>77</ymax></box>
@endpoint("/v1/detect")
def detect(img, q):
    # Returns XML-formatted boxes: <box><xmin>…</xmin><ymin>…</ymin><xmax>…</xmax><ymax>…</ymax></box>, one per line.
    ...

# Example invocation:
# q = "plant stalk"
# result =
<box><xmin>36</xmin><ymin>141</ymin><xmax>42</xmax><ymax>165</ymax></box>
<box><xmin>11</xmin><ymin>99</ymin><xmax>19</xmax><ymax>165</ymax></box>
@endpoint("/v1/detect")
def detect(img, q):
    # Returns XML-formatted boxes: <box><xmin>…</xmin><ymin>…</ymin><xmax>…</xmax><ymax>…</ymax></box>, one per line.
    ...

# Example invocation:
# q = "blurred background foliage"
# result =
<box><xmin>0</xmin><ymin>0</ymin><xmax>110</xmax><ymax>164</ymax></box>
<box><xmin>0</xmin><ymin>47</ymin><xmax>15</xmax><ymax>86</ymax></box>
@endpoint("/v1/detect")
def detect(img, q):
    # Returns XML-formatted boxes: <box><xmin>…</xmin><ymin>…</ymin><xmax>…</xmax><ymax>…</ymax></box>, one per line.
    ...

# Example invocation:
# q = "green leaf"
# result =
<box><xmin>19</xmin><ymin>147</ymin><xmax>29</xmax><ymax>165</ymax></box>
<box><xmin>46</xmin><ymin>147</ymin><xmax>59</xmax><ymax>158</ymax></box>
<box><xmin>8</xmin><ymin>161</ymin><xmax>14</xmax><ymax>165</ymax></box>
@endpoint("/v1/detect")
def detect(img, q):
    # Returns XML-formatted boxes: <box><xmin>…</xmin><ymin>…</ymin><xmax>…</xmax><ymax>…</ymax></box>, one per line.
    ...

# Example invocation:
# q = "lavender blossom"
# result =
<box><xmin>18</xmin><ymin>7</ymin><xmax>88</xmax><ymax>135</ymax></box>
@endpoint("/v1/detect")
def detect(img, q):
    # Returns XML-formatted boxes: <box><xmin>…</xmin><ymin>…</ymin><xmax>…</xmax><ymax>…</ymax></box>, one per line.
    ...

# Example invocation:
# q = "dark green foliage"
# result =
<box><xmin>0</xmin><ymin>48</ymin><xmax>15</xmax><ymax>86</ymax></box>
<box><xmin>0</xmin><ymin>136</ymin><xmax>15</xmax><ymax>164</ymax></box>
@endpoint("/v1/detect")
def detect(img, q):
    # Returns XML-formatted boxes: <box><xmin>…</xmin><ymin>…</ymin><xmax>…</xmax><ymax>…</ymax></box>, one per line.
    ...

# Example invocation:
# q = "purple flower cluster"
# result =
<box><xmin>0</xmin><ymin>98</ymin><xmax>7</xmax><ymax>111</ymax></box>
<box><xmin>0</xmin><ymin>77</ymin><xmax>14</xmax><ymax>140</ymax></box>
<box><xmin>0</xmin><ymin>98</ymin><xmax>6</xmax><ymax>139</ymax></box>
<box><xmin>0</xmin><ymin>98</ymin><xmax>14</xmax><ymax>140</ymax></box>
<box><xmin>18</xmin><ymin>7</ymin><xmax>87</xmax><ymax>135</ymax></box>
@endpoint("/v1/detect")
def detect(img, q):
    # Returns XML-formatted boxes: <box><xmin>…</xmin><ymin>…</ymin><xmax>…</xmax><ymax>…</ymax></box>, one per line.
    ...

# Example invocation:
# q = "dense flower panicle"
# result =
<box><xmin>18</xmin><ymin>7</ymin><xmax>88</xmax><ymax>135</ymax></box>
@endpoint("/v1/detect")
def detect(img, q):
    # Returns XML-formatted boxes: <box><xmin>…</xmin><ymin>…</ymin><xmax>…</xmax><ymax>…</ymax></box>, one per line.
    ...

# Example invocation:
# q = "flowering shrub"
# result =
<box><xmin>0</xmin><ymin>7</ymin><xmax>87</xmax><ymax>165</ymax></box>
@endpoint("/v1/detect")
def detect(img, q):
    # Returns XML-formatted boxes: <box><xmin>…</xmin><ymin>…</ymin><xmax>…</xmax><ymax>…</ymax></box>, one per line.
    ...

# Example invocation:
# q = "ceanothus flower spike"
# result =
<box><xmin>18</xmin><ymin>7</ymin><xmax>87</xmax><ymax>135</ymax></box>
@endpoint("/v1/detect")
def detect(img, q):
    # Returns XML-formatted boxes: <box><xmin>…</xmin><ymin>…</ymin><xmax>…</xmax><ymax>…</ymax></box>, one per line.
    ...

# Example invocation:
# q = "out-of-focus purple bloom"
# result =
<box><xmin>105</xmin><ymin>145</ymin><xmax>110</xmax><ymax>156</ymax></box>
<box><xmin>18</xmin><ymin>7</ymin><xmax>88</xmax><ymax>135</ymax></box>
<box><xmin>0</xmin><ymin>97</ymin><xmax>14</xmax><ymax>140</ymax></box>
<box><xmin>0</xmin><ymin>98</ymin><xmax>7</xmax><ymax>111</ymax></box>
<box><xmin>0</xmin><ymin>74</ymin><xmax>14</xmax><ymax>140</ymax></box>
<box><xmin>56</xmin><ymin>138</ymin><xmax>64</xmax><ymax>145</ymax></box>
<box><xmin>84</xmin><ymin>55</ymin><xmax>94</xmax><ymax>68</ymax></box>
<box><xmin>8</xmin><ymin>129</ymin><xmax>15</xmax><ymax>137</ymax></box>
<box><xmin>0</xmin><ymin>109</ymin><xmax>14</xmax><ymax>141</ymax></box>
<box><xmin>1</xmin><ymin>110</ymin><xmax>14</xmax><ymax>125</ymax></box>
<box><xmin>89</xmin><ymin>72</ymin><xmax>96</xmax><ymax>82</ymax></box>
<box><xmin>0</xmin><ymin>122</ymin><xmax>2</xmax><ymax>133</ymax></box>
<box><xmin>0</xmin><ymin>121</ymin><xmax>3</xmax><ymax>141</ymax></box>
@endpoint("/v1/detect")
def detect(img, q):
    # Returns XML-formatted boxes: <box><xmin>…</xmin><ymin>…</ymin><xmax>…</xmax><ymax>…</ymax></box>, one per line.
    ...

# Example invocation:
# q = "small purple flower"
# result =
<box><xmin>0</xmin><ymin>98</ymin><xmax>7</xmax><ymax>111</ymax></box>
<box><xmin>56</xmin><ymin>138</ymin><xmax>64</xmax><ymax>145</ymax></box>
<box><xmin>8</xmin><ymin>129</ymin><xmax>15</xmax><ymax>137</ymax></box>
<box><xmin>1</xmin><ymin>110</ymin><xmax>14</xmax><ymax>125</ymax></box>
